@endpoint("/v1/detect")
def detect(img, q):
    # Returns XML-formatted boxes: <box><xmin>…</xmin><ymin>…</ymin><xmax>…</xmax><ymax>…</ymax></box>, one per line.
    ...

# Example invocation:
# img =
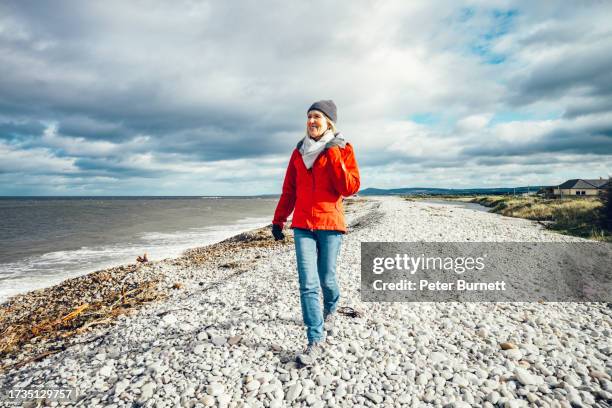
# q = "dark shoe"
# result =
<box><xmin>296</xmin><ymin>342</ymin><xmax>324</xmax><ymax>366</ymax></box>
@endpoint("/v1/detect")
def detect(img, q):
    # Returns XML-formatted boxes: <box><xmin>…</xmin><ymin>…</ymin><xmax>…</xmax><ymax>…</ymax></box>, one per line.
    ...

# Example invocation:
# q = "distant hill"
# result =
<box><xmin>359</xmin><ymin>186</ymin><xmax>545</xmax><ymax>196</ymax></box>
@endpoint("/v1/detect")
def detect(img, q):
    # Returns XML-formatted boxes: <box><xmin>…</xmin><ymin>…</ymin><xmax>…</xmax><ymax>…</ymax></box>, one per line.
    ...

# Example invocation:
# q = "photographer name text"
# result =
<box><xmin>372</xmin><ymin>279</ymin><xmax>506</xmax><ymax>291</ymax></box>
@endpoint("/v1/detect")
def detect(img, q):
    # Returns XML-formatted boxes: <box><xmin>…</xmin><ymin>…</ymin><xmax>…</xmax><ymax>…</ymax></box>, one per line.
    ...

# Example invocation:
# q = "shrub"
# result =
<box><xmin>471</xmin><ymin>194</ymin><xmax>607</xmax><ymax>240</ymax></box>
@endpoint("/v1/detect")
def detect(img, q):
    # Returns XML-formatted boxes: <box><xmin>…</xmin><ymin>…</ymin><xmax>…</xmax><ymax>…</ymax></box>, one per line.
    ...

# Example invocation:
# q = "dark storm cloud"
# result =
<box><xmin>508</xmin><ymin>48</ymin><xmax>612</xmax><ymax>108</ymax></box>
<box><xmin>0</xmin><ymin>0</ymin><xmax>317</xmax><ymax>162</ymax></box>
<box><xmin>0</xmin><ymin>0</ymin><xmax>611</xmax><ymax>194</ymax></box>
<box><xmin>72</xmin><ymin>158</ymin><xmax>164</xmax><ymax>178</ymax></box>
<box><xmin>463</xmin><ymin>125</ymin><xmax>612</xmax><ymax>158</ymax></box>
<box><xmin>150</xmin><ymin>125</ymin><xmax>301</xmax><ymax>162</ymax></box>
<box><xmin>56</xmin><ymin>116</ymin><xmax>133</xmax><ymax>142</ymax></box>
<box><xmin>475</xmin><ymin>156</ymin><xmax>562</xmax><ymax>167</ymax></box>
<box><xmin>501</xmin><ymin>3</ymin><xmax>612</xmax><ymax>118</ymax></box>
<box><xmin>563</xmin><ymin>98</ymin><xmax>612</xmax><ymax>119</ymax></box>
<box><xmin>0</xmin><ymin>120</ymin><xmax>46</xmax><ymax>141</ymax></box>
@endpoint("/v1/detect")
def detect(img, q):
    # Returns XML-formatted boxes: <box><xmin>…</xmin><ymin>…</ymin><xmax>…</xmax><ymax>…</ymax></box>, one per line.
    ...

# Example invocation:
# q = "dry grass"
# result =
<box><xmin>470</xmin><ymin>196</ymin><xmax>608</xmax><ymax>241</ymax></box>
<box><xmin>403</xmin><ymin>194</ymin><xmax>609</xmax><ymax>241</ymax></box>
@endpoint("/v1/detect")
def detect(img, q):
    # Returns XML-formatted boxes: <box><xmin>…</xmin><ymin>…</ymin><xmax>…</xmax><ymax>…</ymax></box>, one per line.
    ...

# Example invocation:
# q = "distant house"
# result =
<box><xmin>553</xmin><ymin>178</ymin><xmax>610</xmax><ymax>197</ymax></box>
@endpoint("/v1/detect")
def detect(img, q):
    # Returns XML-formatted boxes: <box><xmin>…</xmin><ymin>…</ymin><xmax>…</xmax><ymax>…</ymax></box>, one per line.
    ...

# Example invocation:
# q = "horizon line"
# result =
<box><xmin>0</xmin><ymin>185</ymin><xmax>555</xmax><ymax>198</ymax></box>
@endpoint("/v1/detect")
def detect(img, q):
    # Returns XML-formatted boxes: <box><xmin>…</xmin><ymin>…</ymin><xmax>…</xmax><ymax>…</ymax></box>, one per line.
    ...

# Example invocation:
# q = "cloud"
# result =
<box><xmin>0</xmin><ymin>0</ymin><xmax>611</xmax><ymax>194</ymax></box>
<box><xmin>455</xmin><ymin>114</ymin><xmax>492</xmax><ymax>133</ymax></box>
<box><xmin>0</xmin><ymin>140</ymin><xmax>77</xmax><ymax>174</ymax></box>
<box><xmin>463</xmin><ymin>113</ymin><xmax>612</xmax><ymax>158</ymax></box>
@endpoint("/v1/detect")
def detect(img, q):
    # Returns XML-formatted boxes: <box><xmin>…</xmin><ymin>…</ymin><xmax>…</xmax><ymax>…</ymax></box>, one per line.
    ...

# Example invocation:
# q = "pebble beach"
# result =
<box><xmin>1</xmin><ymin>196</ymin><xmax>611</xmax><ymax>407</ymax></box>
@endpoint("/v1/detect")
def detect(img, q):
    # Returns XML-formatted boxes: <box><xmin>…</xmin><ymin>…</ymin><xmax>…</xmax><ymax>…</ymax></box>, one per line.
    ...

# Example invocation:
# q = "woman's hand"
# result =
<box><xmin>272</xmin><ymin>224</ymin><xmax>285</xmax><ymax>241</ymax></box>
<box><xmin>326</xmin><ymin>143</ymin><xmax>360</xmax><ymax>197</ymax></box>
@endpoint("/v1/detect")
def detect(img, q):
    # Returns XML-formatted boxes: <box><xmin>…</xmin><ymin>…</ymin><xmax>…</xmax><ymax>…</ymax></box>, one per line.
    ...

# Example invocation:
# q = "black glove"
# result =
<box><xmin>272</xmin><ymin>224</ymin><xmax>285</xmax><ymax>241</ymax></box>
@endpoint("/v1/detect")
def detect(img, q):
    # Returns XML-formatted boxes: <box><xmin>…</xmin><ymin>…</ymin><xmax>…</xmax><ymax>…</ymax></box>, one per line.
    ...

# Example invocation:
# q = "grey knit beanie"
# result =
<box><xmin>308</xmin><ymin>100</ymin><xmax>337</xmax><ymax>123</ymax></box>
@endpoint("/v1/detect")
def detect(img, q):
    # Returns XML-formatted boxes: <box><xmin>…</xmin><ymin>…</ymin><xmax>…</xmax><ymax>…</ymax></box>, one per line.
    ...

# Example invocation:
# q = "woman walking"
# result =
<box><xmin>272</xmin><ymin>100</ymin><xmax>360</xmax><ymax>365</ymax></box>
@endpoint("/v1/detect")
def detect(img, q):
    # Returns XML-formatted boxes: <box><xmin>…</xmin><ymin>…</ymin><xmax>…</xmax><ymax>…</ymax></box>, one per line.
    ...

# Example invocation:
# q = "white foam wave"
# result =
<box><xmin>0</xmin><ymin>216</ymin><xmax>271</xmax><ymax>302</ymax></box>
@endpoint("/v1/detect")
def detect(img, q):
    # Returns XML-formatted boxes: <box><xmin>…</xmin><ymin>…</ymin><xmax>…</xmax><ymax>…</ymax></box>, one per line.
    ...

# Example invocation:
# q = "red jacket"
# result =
<box><xmin>273</xmin><ymin>138</ymin><xmax>360</xmax><ymax>232</ymax></box>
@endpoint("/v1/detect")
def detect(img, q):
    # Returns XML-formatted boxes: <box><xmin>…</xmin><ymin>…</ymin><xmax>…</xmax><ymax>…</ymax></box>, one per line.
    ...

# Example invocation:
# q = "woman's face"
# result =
<box><xmin>307</xmin><ymin>110</ymin><xmax>329</xmax><ymax>139</ymax></box>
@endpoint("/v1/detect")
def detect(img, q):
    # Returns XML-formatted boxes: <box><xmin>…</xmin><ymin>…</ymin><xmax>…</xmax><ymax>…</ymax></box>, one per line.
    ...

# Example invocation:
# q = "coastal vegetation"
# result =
<box><xmin>406</xmin><ymin>194</ymin><xmax>611</xmax><ymax>242</ymax></box>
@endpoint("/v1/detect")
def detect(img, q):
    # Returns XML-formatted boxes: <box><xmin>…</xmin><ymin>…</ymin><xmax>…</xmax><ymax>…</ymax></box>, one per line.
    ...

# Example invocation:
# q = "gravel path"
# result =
<box><xmin>2</xmin><ymin>196</ymin><xmax>611</xmax><ymax>408</ymax></box>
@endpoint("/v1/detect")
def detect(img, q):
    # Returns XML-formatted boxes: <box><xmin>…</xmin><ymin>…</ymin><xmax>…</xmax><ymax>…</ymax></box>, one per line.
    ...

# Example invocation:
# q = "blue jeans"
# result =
<box><xmin>293</xmin><ymin>228</ymin><xmax>343</xmax><ymax>343</ymax></box>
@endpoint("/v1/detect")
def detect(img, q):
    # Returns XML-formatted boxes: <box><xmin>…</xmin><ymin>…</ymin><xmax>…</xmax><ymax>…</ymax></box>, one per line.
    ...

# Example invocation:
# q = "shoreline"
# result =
<box><xmin>1</xmin><ymin>196</ymin><xmax>610</xmax><ymax>407</ymax></box>
<box><xmin>0</xmin><ymin>197</ymin><xmax>376</xmax><ymax>371</ymax></box>
<box><xmin>0</xmin><ymin>215</ymin><xmax>273</xmax><ymax>303</ymax></box>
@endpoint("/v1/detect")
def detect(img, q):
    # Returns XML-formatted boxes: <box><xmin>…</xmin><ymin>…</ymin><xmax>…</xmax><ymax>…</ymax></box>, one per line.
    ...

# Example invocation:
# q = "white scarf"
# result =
<box><xmin>299</xmin><ymin>130</ymin><xmax>334</xmax><ymax>169</ymax></box>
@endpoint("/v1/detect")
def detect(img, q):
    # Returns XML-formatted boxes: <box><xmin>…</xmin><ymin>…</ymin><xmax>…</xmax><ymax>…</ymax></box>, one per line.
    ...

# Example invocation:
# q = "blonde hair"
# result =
<box><xmin>327</xmin><ymin>119</ymin><xmax>337</xmax><ymax>134</ymax></box>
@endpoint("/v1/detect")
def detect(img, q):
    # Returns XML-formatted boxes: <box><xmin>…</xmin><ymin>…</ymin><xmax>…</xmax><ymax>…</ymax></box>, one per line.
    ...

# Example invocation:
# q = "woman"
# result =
<box><xmin>272</xmin><ymin>100</ymin><xmax>360</xmax><ymax>365</ymax></box>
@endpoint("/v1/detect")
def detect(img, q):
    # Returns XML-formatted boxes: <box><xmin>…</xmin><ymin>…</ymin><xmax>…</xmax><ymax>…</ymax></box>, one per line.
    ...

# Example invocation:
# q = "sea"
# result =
<box><xmin>0</xmin><ymin>196</ymin><xmax>278</xmax><ymax>302</ymax></box>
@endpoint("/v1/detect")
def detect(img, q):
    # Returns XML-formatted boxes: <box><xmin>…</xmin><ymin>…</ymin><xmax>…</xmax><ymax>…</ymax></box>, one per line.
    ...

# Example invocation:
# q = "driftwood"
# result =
<box><xmin>0</xmin><ymin>279</ymin><xmax>163</xmax><ymax>373</ymax></box>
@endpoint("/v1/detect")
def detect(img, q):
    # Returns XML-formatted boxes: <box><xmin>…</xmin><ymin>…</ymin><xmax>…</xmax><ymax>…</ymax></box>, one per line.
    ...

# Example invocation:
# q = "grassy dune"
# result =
<box><xmin>406</xmin><ymin>195</ymin><xmax>609</xmax><ymax>241</ymax></box>
<box><xmin>472</xmin><ymin>196</ymin><xmax>607</xmax><ymax>241</ymax></box>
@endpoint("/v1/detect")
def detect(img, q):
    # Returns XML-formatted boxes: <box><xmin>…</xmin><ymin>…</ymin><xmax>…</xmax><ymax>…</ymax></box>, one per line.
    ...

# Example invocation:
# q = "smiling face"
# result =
<box><xmin>306</xmin><ymin>110</ymin><xmax>329</xmax><ymax>139</ymax></box>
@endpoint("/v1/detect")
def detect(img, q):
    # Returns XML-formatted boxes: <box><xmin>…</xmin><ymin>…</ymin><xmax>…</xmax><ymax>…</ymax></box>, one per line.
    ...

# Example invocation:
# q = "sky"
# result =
<box><xmin>1</xmin><ymin>0</ymin><xmax>611</xmax><ymax>196</ymax></box>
